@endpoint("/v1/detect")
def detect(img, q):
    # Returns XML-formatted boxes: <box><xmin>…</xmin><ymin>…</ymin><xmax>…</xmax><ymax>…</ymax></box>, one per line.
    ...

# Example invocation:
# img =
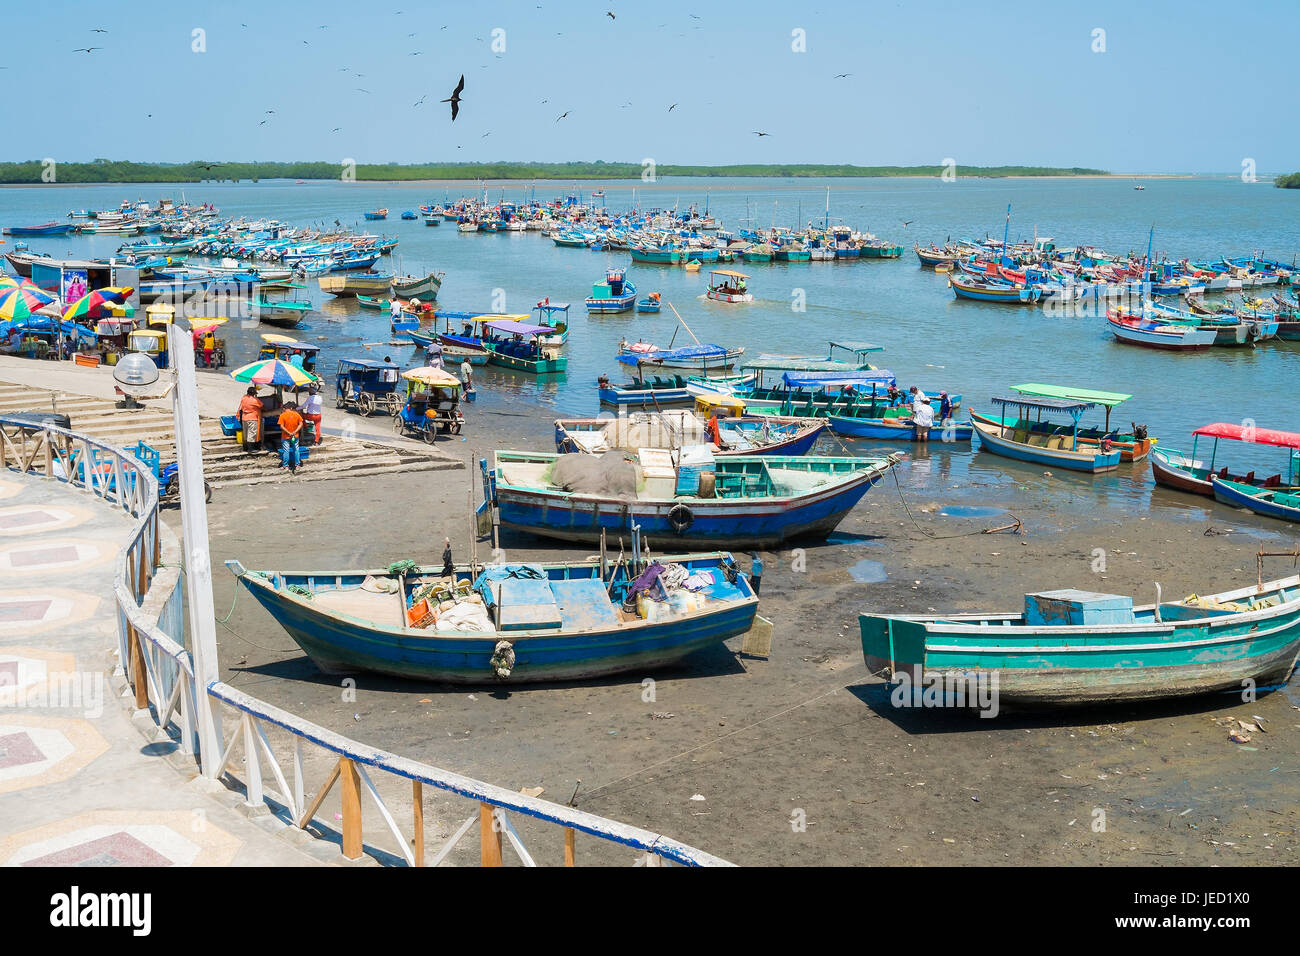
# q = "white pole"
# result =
<box><xmin>168</xmin><ymin>325</ymin><xmax>223</xmax><ymax>776</ymax></box>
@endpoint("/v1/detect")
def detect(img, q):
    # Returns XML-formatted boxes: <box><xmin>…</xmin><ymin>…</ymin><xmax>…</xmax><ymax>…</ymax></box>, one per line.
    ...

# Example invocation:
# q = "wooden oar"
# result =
<box><xmin>666</xmin><ymin>301</ymin><xmax>701</xmax><ymax>345</ymax></box>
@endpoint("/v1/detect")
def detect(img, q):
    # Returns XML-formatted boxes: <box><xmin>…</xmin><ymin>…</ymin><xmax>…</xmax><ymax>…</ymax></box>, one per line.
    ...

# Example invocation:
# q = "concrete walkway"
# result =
<box><xmin>0</xmin><ymin>471</ymin><xmax>331</xmax><ymax>866</ymax></box>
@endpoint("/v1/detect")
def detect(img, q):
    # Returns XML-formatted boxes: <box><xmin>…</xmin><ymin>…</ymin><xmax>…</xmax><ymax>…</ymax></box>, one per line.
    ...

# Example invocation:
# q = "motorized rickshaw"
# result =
<box><xmin>126</xmin><ymin>327</ymin><xmax>168</xmax><ymax>368</ymax></box>
<box><xmin>392</xmin><ymin>367</ymin><xmax>465</xmax><ymax>441</ymax></box>
<box><xmin>335</xmin><ymin>357</ymin><xmax>402</xmax><ymax>416</ymax></box>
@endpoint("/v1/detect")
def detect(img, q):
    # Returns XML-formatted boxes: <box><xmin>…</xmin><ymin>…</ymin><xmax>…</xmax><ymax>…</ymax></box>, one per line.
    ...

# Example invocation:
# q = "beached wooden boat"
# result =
<box><xmin>970</xmin><ymin>395</ymin><xmax>1123</xmax><ymax>473</ymax></box>
<box><xmin>860</xmin><ymin>572</ymin><xmax>1300</xmax><ymax>707</ymax></box>
<box><xmin>972</xmin><ymin>383</ymin><xmax>1152</xmax><ymax>462</ymax></box>
<box><xmin>554</xmin><ymin>410</ymin><xmax>828</xmax><ymax>458</ymax></box>
<box><xmin>225</xmin><ymin>550</ymin><xmax>759</xmax><ymax>683</ymax></box>
<box><xmin>1106</xmin><ymin>311</ymin><xmax>1217</xmax><ymax>350</ymax></box>
<box><xmin>486</xmin><ymin>451</ymin><xmax>901</xmax><ymax>549</ymax></box>
<box><xmin>391</xmin><ymin>270</ymin><xmax>444</xmax><ymax>300</ymax></box>
<box><xmin>1151</xmin><ymin>422</ymin><xmax>1300</xmax><ymax>498</ymax></box>
<box><xmin>318</xmin><ymin>271</ymin><xmax>394</xmax><ymax>297</ymax></box>
<box><xmin>1213</xmin><ymin>479</ymin><xmax>1300</xmax><ymax>523</ymax></box>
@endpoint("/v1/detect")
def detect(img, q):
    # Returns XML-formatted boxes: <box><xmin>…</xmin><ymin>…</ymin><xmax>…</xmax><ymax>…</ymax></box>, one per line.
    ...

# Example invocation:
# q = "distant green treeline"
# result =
<box><xmin>0</xmin><ymin>158</ymin><xmax>1109</xmax><ymax>184</ymax></box>
<box><xmin>1276</xmin><ymin>172</ymin><xmax>1300</xmax><ymax>188</ymax></box>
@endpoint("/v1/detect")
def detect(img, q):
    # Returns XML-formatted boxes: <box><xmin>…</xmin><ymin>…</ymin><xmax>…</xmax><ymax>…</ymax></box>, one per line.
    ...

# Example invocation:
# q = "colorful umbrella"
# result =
<box><xmin>62</xmin><ymin>286</ymin><xmax>134</xmax><ymax>322</ymax></box>
<box><xmin>229</xmin><ymin>359</ymin><xmax>319</xmax><ymax>388</ymax></box>
<box><xmin>189</xmin><ymin>317</ymin><xmax>228</xmax><ymax>334</ymax></box>
<box><xmin>0</xmin><ymin>285</ymin><xmax>56</xmax><ymax>322</ymax></box>
<box><xmin>401</xmin><ymin>366</ymin><xmax>461</xmax><ymax>388</ymax></box>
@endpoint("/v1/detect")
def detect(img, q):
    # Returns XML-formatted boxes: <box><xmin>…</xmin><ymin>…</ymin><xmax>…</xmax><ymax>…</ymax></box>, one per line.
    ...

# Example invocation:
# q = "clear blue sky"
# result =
<box><xmin>3</xmin><ymin>0</ymin><xmax>1296</xmax><ymax>174</ymax></box>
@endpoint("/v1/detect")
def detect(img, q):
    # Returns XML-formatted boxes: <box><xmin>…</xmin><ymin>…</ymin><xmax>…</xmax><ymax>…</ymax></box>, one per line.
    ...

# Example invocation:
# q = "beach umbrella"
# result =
<box><xmin>62</xmin><ymin>286</ymin><xmax>134</xmax><ymax>322</ymax></box>
<box><xmin>0</xmin><ymin>285</ymin><xmax>56</xmax><ymax>322</ymax></box>
<box><xmin>228</xmin><ymin>359</ymin><xmax>319</xmax><ymax>388</ymax></box>
<box><xmin>401</xmin><ymin>366</ymin><xmax>461</xmax><ymax>388</ymax></box>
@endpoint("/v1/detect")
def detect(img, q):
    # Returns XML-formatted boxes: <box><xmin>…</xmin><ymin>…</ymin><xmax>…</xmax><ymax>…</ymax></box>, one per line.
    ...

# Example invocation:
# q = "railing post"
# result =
<box><xmin>480</xmin><ymin>802</ymin><xmax>502</xmax><ymax>867</ymax></box>
<box><xmin>128</xmin><ymin>625</ymin><xmax>149</xmax><ymax>710</ymax></box>
<box><xmin>340</xmin><ymin>757</ymin><xmax>363</xmax><ymax>860</ymax></box>
<box><xmin>242</xmin><ymin>715</ymin><xmax>263</xmax><ymax>807</ymax></box>
<box><xmin>413</xmin><ymin>781</ymin><xmax>425</xmax><ymax>868</ymax></box>
<box><xmin>564</xmin><ymin>828</ymin><xmax>576</xmax><ymax>867</ymax></box>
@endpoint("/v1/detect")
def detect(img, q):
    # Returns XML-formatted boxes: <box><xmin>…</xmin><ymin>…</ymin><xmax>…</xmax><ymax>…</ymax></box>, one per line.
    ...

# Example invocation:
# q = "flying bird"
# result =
<box><xmin>607</xmin><ymin>10</ymin><xmax>615</xmax><ymax>18</ymax></box>
<box><xmin>331</xmin><ymin>127</ymin><xmax>342</xmax><ymax>132</ymax></box>
<box><xmin>441</xmin><ymin>74</ymin><xmax>465</xmax><ymax>121</ymax></box>
<box><xmin>197</xmin><ymin>163</ymin><xmax>222</xmax><ymax>171</ymax></box>
<box><xmin>414</xmin><ymin>95</ymin><xmax>427</xmax><ymax>106</ymax></box>
<box><xmin>356</xmin><ymin>88</ymin><xmax>371</xmax><ymax>94</ymax></box>
<box><xmin>555</xmin><ymin>110</ymin><xmax>570</xmax><ymax>122</ymax></box>
<box><xmin>834</xmin><ymin>73</ymin><xmax>851</xmax><ymax>79</ymax></box>
<box><xmin>668</xmin><ymin>103</ymin><xmax>677</xmax><ymax>112</ymax></box>
<box><xmin>901</xmin><ymin>219</ymin><xmax>914</xmax><ymax>227</ymax></box>
<box><xmin>259</xmin><ymin>120</ymin><xmax>268</xmax><ymax>126</ymax></box>
<box><xmin>72</xmin><ymin>47</ymin><xmax>101</xmax><ymax>53</ymax></box>
<box><xmin>91</xmin><ymin>28</ymin><xmax>108</xmax><ymax>33</ymax></box>
<box><xmin>752</xmin><ymin>130</ymin><xmax>770</xmax><ymax>137</ymax></box>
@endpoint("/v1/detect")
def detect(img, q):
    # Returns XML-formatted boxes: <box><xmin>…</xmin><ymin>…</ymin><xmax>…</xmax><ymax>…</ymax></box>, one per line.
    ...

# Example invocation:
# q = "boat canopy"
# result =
<box><xmin>992</xmin><ymin>395</ymin><xmax>1095</xmax><ymax>413</ymax></box>
<box><xmin>534</xmin><ymin>303</ymin><xmax>570</xmax><ymax>313</ymax></box>
<box><xmin>1193</xmin><ymin>422</ymin><xmax>1300</xmax><ymax>449</ymax></box>
<box><xmin>337</xmin><ymin>357</ymin><xmax>398</xmax><ymax>370</ymax></box>
<box><xmin>828</xmin><ymin>341</ymin><xmax>885</xmax><ymax>357</ymax></box>
<box><xmin>482</xmin><ymin>318</ymin><xmax>551</xmax><ymax>336</ymax></box>
<box><xmin>709</xmin><ymin>269</ymin><xmax>749</xmax><ymax>278</ymax></box>
<box><xmin>1011</xmin><ymin>383</ymin><xmax>1133</xmax><ymax>406</ymax></box>
<box><xmin>743</xmin><ymin>357</ymin><xmax>867</xmax><ymax>373</ymax></box>
<box><xmin>616</xmin><ymin>344</ymin><xmax>729</xmax><ymax>367</ymax></box>
<box><xmin>782</xmin><ymin>370</ymin><xmax>897</xmax><ymax>389</ymax></box>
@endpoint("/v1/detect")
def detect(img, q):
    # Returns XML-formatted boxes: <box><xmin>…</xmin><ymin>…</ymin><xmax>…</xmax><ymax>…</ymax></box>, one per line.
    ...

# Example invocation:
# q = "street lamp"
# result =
<box><xmin>112</xmin><ymin>351</ymin><xmax>160</xmax><ymax>410</ymax></box>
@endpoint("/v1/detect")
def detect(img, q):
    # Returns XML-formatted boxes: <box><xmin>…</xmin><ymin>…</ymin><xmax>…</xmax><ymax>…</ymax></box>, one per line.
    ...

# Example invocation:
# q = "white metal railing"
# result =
<box><xmin>2</xmin><ymin>416</ymin><xmax>731</xmax><ymax>867</ymax></box>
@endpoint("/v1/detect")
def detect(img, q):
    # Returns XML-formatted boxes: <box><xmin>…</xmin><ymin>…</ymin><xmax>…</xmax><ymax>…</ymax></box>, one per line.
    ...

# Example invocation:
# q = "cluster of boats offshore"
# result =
<box><xmin>919</xmin><ymin>230</ymin><xmax>1299</xmax><ymax>348</ymax></box>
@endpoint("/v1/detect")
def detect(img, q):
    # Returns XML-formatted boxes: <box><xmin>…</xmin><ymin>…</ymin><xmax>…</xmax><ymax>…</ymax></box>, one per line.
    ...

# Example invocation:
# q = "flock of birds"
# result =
<box><xmin>67</xmin><ymin>12</ymin><xmax>864</xmax><ymax>148</ymax></box>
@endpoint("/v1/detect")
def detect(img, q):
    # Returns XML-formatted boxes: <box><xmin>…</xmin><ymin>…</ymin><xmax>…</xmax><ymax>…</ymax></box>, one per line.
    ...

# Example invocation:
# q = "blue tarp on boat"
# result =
<box><xmin>781</xmin><ymin>370</ymin><xmax>896</xmax><ymax>389</ymax></box>
<box><xmin>617</xmin><ymin>344</ymin><xmax>729</xmax><ymax>367</ymax></box>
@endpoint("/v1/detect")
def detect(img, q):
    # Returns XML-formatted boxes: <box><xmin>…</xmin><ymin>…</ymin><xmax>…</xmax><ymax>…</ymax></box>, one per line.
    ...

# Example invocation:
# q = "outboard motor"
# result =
<box><xmin>1132</xmin><ymin>422</ymin><xmax>1148</xmax><ymax>441</ymax></box>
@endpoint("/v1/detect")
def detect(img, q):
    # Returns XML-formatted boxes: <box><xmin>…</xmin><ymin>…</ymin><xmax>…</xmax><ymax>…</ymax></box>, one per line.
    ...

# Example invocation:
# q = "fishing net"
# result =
<box><xmin>549</xmin><ymin>451</ymin><xmax>640</xmax><ymax>497</ymax></box>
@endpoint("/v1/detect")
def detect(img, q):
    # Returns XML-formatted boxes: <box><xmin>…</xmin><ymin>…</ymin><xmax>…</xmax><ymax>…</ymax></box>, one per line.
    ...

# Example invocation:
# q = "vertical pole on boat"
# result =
<box><xmin>1145</xmin><ymin>226</ymin><xmax>1154</xmax><ymax>285</ymax></box>
<box><xmin>168</xmin><ymin>324</ymin><xmax>223</xmax><ymax>777</ymax></box>
<box><xmin>1001</xmin><ymin>204</ymin><xmax>1011</xmax><ymax>267</ymax></box>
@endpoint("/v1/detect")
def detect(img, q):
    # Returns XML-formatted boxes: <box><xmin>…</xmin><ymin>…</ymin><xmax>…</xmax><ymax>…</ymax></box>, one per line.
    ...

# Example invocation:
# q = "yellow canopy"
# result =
<box><xmin>470</xmin><ymin>313</ymin><xmax>530</xmax><ymax>322</ymax></box>
<box><xmin>401</xmin><ymin>367</ymin><xmax>461</xmax><ymax>388</ymax></box>
<box><xmin>709</xmin><ymin>269</ymin><xmax>749</xmax><ymax>279</ymax></box>
<box><xmin>695</xmin><ymin>393</ymin><xmax>746</xmax><ymax>413</ymax></box>
<box><xmin>261</xmin><ymin>333</ymin><xmax>297</xmax><ymax>344</ymax></box>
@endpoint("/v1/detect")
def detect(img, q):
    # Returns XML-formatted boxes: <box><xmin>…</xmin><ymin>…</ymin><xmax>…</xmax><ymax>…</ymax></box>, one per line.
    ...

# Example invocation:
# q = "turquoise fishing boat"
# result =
<box><xmin>970</xmin><ymin>394</ymin><xmax>1123</xmax><ymax>473</ymax></box>
<box><xmin>586</xmin><ymin>269</ymin><xmax>637</xmax><ymax>313</ymax></box>
<box><xmin>860</xmin><ymin>567</ymin><xmax>1300</xmax><ymax>707</ymax></box>
<box><xmin>1151</xmin><ymin>422</ymin><xmax>1300</xmax><ymax>498</ymax></box>
<box><xmin>1212</xmin><ymin>479</ymin><xmax>1300</xmax><ymax>523</ymax></box>
<box><xmin>441</xmin><ymin>315</ymin><xmax>567</xmax><ymax>374</ymax></box>
<box><xmin>225</xmin><ymin>546</ymin><xmax>761</xmax><ymax>683</ymax></box>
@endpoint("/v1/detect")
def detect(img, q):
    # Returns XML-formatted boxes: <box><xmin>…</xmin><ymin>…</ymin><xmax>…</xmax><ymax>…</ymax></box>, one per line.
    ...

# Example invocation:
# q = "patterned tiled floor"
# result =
<box><xmin>0</xmin><ymin>473</ymin><xmax>322</xmax><ymax>867</ymax></box>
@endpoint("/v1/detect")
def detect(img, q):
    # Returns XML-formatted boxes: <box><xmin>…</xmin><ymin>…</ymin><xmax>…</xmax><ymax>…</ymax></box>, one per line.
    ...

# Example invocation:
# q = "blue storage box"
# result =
<box><xmin>1024</xmin><ymin>589</ymin><xmax>1134</xmax><ymax>626</ymax></box>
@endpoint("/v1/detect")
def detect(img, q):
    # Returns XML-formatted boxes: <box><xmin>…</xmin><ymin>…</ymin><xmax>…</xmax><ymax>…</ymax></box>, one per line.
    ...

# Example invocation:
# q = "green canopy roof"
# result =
<box><xmin>1011</xmin><ymin>383</ymin><xmax>1133</xmax><ymax>407</ymax></box>
<box><xmin>743</xmin><ymin>357</ymin><xmax>873</xmax><ymax>374</ymax></box>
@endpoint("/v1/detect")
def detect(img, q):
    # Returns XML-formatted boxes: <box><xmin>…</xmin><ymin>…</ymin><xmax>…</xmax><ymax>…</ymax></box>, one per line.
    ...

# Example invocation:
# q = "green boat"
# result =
<box><xmin>860</xmin><ymin>566</ymin><xmax>1300</xmax><ymax>708</ymax></box>
<box><xmin>253</xmin><ymin>296</ymin><xmax>313</xmax><ymax>328</ymax></box>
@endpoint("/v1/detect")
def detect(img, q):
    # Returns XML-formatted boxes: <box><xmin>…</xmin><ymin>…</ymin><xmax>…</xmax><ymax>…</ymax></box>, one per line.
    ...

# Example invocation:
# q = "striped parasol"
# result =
<box><xmin>228</xmin><ymin>359</ymin><xmax>320</xmax><ymax>388</ymax></box>
<box><xmin>62</xmin><ymin>286</ymin><xmax>134</xmax><ymax>322</ymax></box>
<box><xmin>0</xmin><ymin>284</ymin><xmax>57</xmax><ymax>321</ymax></box>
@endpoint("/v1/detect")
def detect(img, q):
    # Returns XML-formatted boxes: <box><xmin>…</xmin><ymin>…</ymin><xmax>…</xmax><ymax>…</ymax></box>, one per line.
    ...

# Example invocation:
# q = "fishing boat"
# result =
<box><xmin>1213</xmin><ymin>479</ymin><xmax>1300</xmax><ymax>523</ymax></box>
<box><xmin>705</xmin><ymin>269</ymin><xmax>753</xmax><ymax>303</ymax></box>
<box><xmin>1145</xmin><ymin>300</ymin><xmax>1276</xmax><ymax>346</ymax></box>
<box><xmin>1106</xmin><ymin>310</ymin><xmax>1218</xmax><ymax>350</ymax></box>
<box><xmin>616</xmin><ymin>342</ymin><xmax>743</xmax><ymax>374</ymax></box>
<box><xmin>391</xmin><ymin>269</ymin><xmax>444</xmax><ymax>300</ymax></box>
<box><xmin>253</xmin><ymin>294</ymin><xmax>313</xmax><ymax>328</ymax></box>
<box><xmin>356</xmin><ymin>294</ymin><xmax>389</xmax><ymax>311</ymax></box>
<box><xmin>363</xmin><ymin>209</ymin><xmax>389</xmax><ymax>221</ymax></box>
<box><xmin>3</xmin><ymin>222</ymin><xmax>75</xmax><ymax>237</ymax></box>
<box><xmin>1151</xmin><ymin>422</ymin><xmax>1300</xmax><ymax>498</ymax></box>
<box><xmin>969</xmin><ymin>394</ymin><xmax>1123</xmax><ymax>473</ymax></box>
<box><xmin>485</xmin><ymin>450</ymin><xmax>902</xmax><ymax>549</ymax></box>
<box><xmin>585</xmin><ymin>269</ymin><xmax>637</xmax><ymax>313</ymax></box>
<box><xmin>949</xmin><ymin>272</ymin><xmax>1042</xmax><ymax>304</ymax></box>
<box><xmin>532</xmin><ymin>302</ymin><xmax>570</xmax><ymax>348</ymax></box>
<box><xmin>637</xmin><ymin>293</ymin><xmax>662</xmax><ymax>313</ymax></box>
<box><xmin>441</xmin><ymin>315</ymin><xmax>566</xmax><ymax>374</ymax></box>
<box><xmin>400</xmin><ymin>210</ymin><xmax>418</xmax><ymax>221</ymax></box>
<box><xmin>971</xmin><ymin>384</ymin><xmax>1152</xmax><ymax>462</ymax></box>
<box><xmin>914</xmin><ymin>243</ymin><xmax>964</xmax><ymax>268</ymax></box>
<box><xmin>224</xmin><ymin>545</ymin><xmax>760</xmax><ymax>683</ymax></box>
<box><xmin>318</xmin><ymin>271</ymin><xmax>394</xmax><ymax>297</ymax></box>
<box><xmin>554</xmin><ymin>407</ymin><xmax>827</xmax><ymax>458</ymax></box>
<box><xmin>423</xmin><ymin>214</ymin><xmax>441</xmax><ymax>227</ymax></box>
<box><xmin>859</xmin><ymin>567</ymin><xmax>1300</xmax><ymax>707</ymax></box>
<box><xmin>598</xmin><ymin>371</ymin><xmax>755</xmax><ymax>409</ymax></box>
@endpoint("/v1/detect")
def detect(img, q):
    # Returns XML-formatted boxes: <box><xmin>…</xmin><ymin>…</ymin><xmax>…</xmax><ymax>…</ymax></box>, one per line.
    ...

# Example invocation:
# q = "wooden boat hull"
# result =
<box><xmin>950</xmin><ymin>275</ymin><xmax>1041</xmax><ymax>303</ymax></box>
<box><xmin>228</xmin><ymin>556</ymin><xmax>758</xmax><ymax>683</ymax></box>
<box><xmin>860</xmin><ymin>575</ymin><xmax>1300</xmax><ymax>706</ymax></box>
<box><xmin>585</xmin><ymin>294</ymin><xmax>636</xmax><ymax>313</ymax></box>
<box><xmin>1212</xmin><ymin>477</ymin><xmax>1300</xmax><ymax>522</ymax></box>
<box><xmin>971</xmin><ymin>416</ymin><xmax>1121</xmax><ymax>473</ymax></box>
<box><xmin>1107</xmin><ymin>314</ymin><xmax>1217</xmax><ymax>350</ymax></box>
<box><xmin>705</xmin><ymin>290</ymin><xmax>753</xmax><ymax>304</ymax></box>
<box><xmin>318</xmin><ymin>273</ymin><xmax>393</xmax><ymax>297</ymax></box>
<box><xmin>492</xmin><ymin>454</ymin><xmax>899</xmax><ymax>549</ymax></box>
<box><xmin>1150</xmin><ymin>447</ymin><xmax>1216</xmax><ymax>496</ymax></box>
<box><xmin>830</xmin><ymin>416</ymin><xmax>973</xmax><ymax>442</ymax></box>
<box><xmin>969</xmin><ymin>410</ymin><xmax>1150</xmax><ymax>462</ymax></box>
<box><xmin>553</xmin><ymin>417</ymin><xmax>828</xmax><ymax>458</ymax></box>
<box><xmin>391</xmin><ymin>272</ymin><xmax>443</xmax><ymax>299</ymax></box>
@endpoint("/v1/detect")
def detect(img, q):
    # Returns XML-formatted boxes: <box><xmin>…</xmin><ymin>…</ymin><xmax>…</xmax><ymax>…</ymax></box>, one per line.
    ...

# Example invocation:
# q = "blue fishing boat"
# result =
<box><xmin>400</xmin><ymin>210</ymin><xmax>418</xmax><ymax>220</ymax></box>
<box><xmin>533</xmin><ymin>302</ymin><xmax>570</xmax><ymax>348</ymax></box>
<box><xmin>1212</xmin><ymin>478</ymin><xmax>1300</xmax><ymax>523</ymax></box>
<box><xmin>637</xmin><ymin>293</ymin><xmax>662</xmax><ymax>313</ymax></box>
<box><xmin>3</xmin><ymin>222</ymin><xmax>75</xmax><ymax>237</ymax></box>
<box><xmin>860</xmin><ymin>569</ymin><xmax>1300</xmax><ymax>707</ymax></box>
<box><xmin>586</xmin><ymin>268</ymin><xmax>637</xmax><ymax>313</ymax></box>
<box><xmin>553</xmin><ymin>408</ymin><xmax>828</xmax><ymax>458</ymax></box>
<box><xmin>969</xmin><ymin>394</ymin><xmax>1123</xmax><ymax>473</ymax></box>
<box><xmin>440</xmin><ymin>315</ymin><xmax>567</xmax><ymax>374</ymax></box>
<box><xmin>362</xmin><ymin>209</ymin><xmax>389</xmax><ymax>221</ymax></box>
<box><xmin>485</xmin><ymin>451</ymin><xmax>902</xmax><ymax>548</ymax></box>
<box><xmin>1151</xmin><ymin>422</ymin><xmax>1300</xmax><ymax>498</ymax></box>
<box><xmin>225</xmin><ymin>546</ymin><xmax>761</xmax><ymax>683</ymax></box>
<box><xmin>949</xmin><ymin>272</ymin><xmax>1042</xmax><ymax>304</ymax></box>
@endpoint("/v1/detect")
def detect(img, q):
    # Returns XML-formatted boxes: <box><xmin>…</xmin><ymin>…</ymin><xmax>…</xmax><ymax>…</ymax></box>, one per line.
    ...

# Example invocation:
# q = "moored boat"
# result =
<box><xmin>860</xmin><ymin>570</ymin><xmax>1300</xmax><ymax>707</ymax></box>
<box><xmin>1106</xmin><ymin>310</ymin><xmax>1218</xmax><ymax>350</ymax></box>
<box><xmin>705</xmin><ymin>269</ymin><xmax>753</xmax><ymax>303</ymax></box>
<box><xmin>1151</xmin><ymin>422</ymin><xmax>1300</xmax><ymax>498</ymax></box>
<box><xmin>225</xmin><ymin>548</ymin><xmax>760</xmax><ymax>683</ymax></box>
<box><xmin>318</xmin><ymin>271</ymin><xmax>394</xmax><ymax>297</ymax></box>
<box><xmin>970</xmin><ymin>394</ymin><xmax>1123</xmax><ymax>473</ymax></box>
<box><xmin>391</xmin><ymin>270</ymin><xmax>444</xmax><ymax>300</ymax></box>
<box><xmin>585</xmin><ymin>269</ymin><xmax>637</xmax><ymax>313</ymax></box>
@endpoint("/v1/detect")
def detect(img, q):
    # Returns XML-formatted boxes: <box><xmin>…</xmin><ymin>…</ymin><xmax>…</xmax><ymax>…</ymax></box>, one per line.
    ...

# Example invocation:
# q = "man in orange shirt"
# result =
<box><xmin>237</xmin><ymin>387</ymin><xmax>263</xmax><ymax>453</ymax></box>
<box><xmin>277</xmin><ymin>402</ymin><xmax>305</xmax><ymax>472</ymax></box>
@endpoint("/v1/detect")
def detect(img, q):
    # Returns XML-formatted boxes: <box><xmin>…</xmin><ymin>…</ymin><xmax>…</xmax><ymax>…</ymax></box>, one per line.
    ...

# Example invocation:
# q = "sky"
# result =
<box><xmin>2</xmin><ymin>0</ymin><xmax>1297</xmax><ymax>174</ymax></box>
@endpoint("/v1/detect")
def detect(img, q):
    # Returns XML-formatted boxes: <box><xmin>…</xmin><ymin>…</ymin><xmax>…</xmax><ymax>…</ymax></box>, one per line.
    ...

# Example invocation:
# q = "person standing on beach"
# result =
<box><xmin>202</xmin><ymin>329</ymin><xmax>216</xmax><ymax>369</ymax></box>
<box><xmin>301</xmin><ymin>384</ymin><xmax>324</xmax><ymax>446</ymax></box>
<box><xmin>460</xmin><ymin>359</ymin><xmax>473</xmax><ymax>390</ymax></box>
<box><xmin>912</xmin><ymin>397</ymin><xmax>934</xmax><ymax>443</ymax></box>
<box><xmin>238</xmin><ymin>386</ymin><xmax>263</xmax><ymax>453</ymax></box>
<box><xmin>277</xmin><ymin>402</ymin><xmax>305</xmax><ymax>471</ymax></box>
